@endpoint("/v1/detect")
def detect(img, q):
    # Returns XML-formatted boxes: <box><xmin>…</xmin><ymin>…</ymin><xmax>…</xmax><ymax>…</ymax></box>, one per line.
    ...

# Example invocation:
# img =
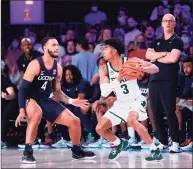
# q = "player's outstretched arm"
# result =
<box><xmin>53</xmin><ymin>64</ymin><xmax>89</xmax><ymax>109</ymax></box>
<box><xmin>16</xmin><ymin>60</ymin><xmax>40</xmax><ymax>127</ymax></box>
<box><xmin>140</xmin><ymin>60</ymin><xmax>159</xmax><ymax>74</ymax></box>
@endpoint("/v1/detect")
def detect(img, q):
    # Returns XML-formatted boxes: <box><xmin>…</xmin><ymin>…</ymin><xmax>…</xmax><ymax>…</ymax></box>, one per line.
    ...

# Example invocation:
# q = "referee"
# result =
<box><xmin>146</xmin><ymin>14</ymin><xmax>183</xmax><ymax>153</ymax></box>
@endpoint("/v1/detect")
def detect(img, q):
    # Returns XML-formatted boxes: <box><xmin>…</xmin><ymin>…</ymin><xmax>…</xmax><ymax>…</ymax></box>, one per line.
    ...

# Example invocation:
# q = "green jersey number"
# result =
<box><xmin>120</xmin><ymin>84</ymin><xmax>129</xmax><ymax>94</ymax></box>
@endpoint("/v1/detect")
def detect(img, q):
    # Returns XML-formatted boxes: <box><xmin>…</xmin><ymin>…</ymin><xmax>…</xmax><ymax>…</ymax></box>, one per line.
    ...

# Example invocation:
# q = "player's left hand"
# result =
<box><xmin>72</xmin><ymin>98</ymin><xmax>90</xmax><ymax>109</ymax></box>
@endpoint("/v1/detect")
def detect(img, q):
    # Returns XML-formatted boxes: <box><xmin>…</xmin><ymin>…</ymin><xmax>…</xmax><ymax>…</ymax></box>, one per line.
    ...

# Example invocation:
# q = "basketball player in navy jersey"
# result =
<box><xmin>15</xmin><ymin>37</ymin><xmax>96</xmax><ymax>164</ymax></box>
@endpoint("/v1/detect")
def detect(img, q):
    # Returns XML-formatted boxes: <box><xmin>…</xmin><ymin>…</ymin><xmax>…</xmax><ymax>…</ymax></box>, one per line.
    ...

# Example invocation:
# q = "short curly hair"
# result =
<box><xmin>103</xmin><ymin>37</ymin><xmax>125</xmax><ymax>55</ymax></box>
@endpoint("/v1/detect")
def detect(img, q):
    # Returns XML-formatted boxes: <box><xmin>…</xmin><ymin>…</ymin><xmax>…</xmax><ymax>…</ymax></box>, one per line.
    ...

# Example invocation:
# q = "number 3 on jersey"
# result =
<box><xmin>120</xmin><ymin>84</ymin><xmax>129</xmax><ymax>94</ymax></box>
<box><xmin>41</xmin><ymin>81</ymin><xmax>48</xmax><ymax>90</ymax></box>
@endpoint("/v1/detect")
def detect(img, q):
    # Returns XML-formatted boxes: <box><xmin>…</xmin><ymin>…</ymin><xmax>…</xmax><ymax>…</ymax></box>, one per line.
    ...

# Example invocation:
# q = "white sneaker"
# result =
<box><xmin>52</xmin><ymin>138</ymin><xmax>67</xmax><ymax>148</ymax></box>
<box><xmin>169</xmin><ymin>142</ymin><xmax>182</xmax><ymax>153</ymax></box>
<box><xmin>87</xmin><ymin>139</ymin><xmax>102</xmax><ymax>148</ymax></box>
<box><xmin>18</xmin><ymin>144</ymin><xmax>39</xmax><ymax>149</ymax></box>
<box><xmin>128</xmin><ymin>138</ymin><xmax>137</xmax><ymax>146</ymax></box>
<box><xmin>157</xmin><ymin>143</ymin><xmax>168</xmax><ymax>152</ymax></box>
<box><xmin>181</xmin><ymin>142</ymin><xmax>192</xmax><ymax>151</ymax></box>
<box><xmin>66</xmin><ymin>140</ymin><xmax>73</xmax><ymax>148</ymax></box>
<box><xmin>138</xmin><ymin>140</ymin><xmax>146</xmax><ymax>145</ymax></box>
<box><xmin>102</xmin><ymin>141</ymin><xmax>115</xmax><ymax>148</ymax></box>
<box><xmin>82</xmin><ymin>137</ymin><xmax>95</xmax><ymax>148</ymax></box>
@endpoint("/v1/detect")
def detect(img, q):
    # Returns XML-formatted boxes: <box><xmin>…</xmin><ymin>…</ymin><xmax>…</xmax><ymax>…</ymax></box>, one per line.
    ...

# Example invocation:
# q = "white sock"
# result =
<box><xmin>127</xmin><ymin>127</ymin><xmax>135</xmax><ymax>138</ymax></box>
<box><xmin>149</xmin><ymin>143</ymin><xmax>157</xmax><ymax>151</ymax></box>
<box><xmin>112</xmin><ymin>137</ymin><xmax>121</xmax><ymax>146</ymax></box>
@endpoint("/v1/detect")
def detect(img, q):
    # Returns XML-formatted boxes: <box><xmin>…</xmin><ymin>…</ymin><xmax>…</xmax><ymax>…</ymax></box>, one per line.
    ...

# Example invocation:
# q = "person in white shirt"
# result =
<box><xmin>94</xmin><ymin>27</ymin><xmax>112</xmax><ymax>57</ymax></box>
<box><xmin>124</xmin><ymin>17</ymin><xmax>141</xmax><ymax>48</ymax></box>
<box><xmin>84</xmin><ymin>4</ymin><xmax>107</xmax><ymax>27</ymax></box>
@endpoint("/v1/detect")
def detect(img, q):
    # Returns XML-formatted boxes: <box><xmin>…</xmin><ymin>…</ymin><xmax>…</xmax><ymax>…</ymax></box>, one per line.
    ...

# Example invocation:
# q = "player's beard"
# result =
<box><xmin>48</xmin><ymin>49</ymin><xmax>58</xmax><ymax>58</ymax></box>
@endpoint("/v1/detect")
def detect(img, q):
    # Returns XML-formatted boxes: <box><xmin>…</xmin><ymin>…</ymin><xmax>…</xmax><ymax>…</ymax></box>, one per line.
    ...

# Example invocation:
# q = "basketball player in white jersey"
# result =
<box><xmin>96</xmin><ymin>38</ymin><xmax>163</xmax><ymax>161</ymax></box>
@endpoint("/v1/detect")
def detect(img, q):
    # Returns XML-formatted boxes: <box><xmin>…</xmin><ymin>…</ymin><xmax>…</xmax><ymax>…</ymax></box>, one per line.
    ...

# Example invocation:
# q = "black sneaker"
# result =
<box><xmin>72</xmin><ymin>148</ymin><xmax>96</xmax><ymax>160</ymax></box>
<box><xmin>21</xmin><ymin>150</ymin><xmax>36</xmax><ymax>164</ymax></box>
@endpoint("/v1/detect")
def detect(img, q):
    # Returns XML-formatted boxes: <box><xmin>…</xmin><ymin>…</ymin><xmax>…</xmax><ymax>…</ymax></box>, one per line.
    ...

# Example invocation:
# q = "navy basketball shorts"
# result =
<box><xmin>35</xmin><ymin>98</ymin><xmax>66</xmax><ymax>124</ymax></box>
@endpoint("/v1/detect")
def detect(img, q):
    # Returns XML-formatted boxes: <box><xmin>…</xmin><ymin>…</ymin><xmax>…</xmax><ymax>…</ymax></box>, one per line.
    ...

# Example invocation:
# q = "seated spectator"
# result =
<box><xmin>94</xmin><ymin>27</ymin><xmax>112</xmax><ymax>56</ymax></box>
<box><xmin>7</xmin><ymin>38</ymin><xmax>22</xmax><ymax>61</ymax></box>
<box><xmin>61</xmin><ymin>65</ymin><xmax>100</xmax><ymax>147</ymax></box>
<box><xmin>72</xmin><ymin>39</ymin><xmax>97</xmax><ymax>81</ymax></box>
<box><xmin>1</xmin><ymin>73</ymin><xmax>18</xmax><ymax>148</ymax></box>
<box><xmin>145</xmin><ymin>26</ymin><xmax>156</xmax><ymax>48</ymax></box>
<box><xmin>113</xmin><ymin>7</ymin><xmax>129</xmax><ymax>43</ymax></box>
<box><xmin>124</xmin><ymin>17</ymin><xmax>142</xmax><ymax>48</ymax></box>
<box><xmin>4</xmin><ymin>52</ymin><xmax>22</xmax><ymax>89</ymax></box>
<box><xmin>180</xmin><ymin>31</ymin><xmax>191</xmax><ymax>59</ymax></box>
<box><xmin>17</xmin><ymin>38</ymin><xmax>43</xmax><ymax>77</ymax></box>
<box><xmin>88</xmin><ymin>43</ymin><xmax>95</xmax><ymax>53</ymax></box>
<box><xmin>176</xmin><ymin>57</ymin><xmax>192</xmax><ymax>151</ymax></box>
<box><xmin>61</xmin><ymin>40</ymin><xmax>77</xmax><ymax>67</ymax></box>
<box><xmin>90</xmin><ymin>56</ymin><xmax>106</xmax><ymax>86</ymax></box>
<box><xmin>128</xmin><ymin>33</ymin><xmax>147</xmax><ymax>59</ymax></box>
<box><xmin>84</xmin><ymin>4</ymin><xmax>107</xmax><ymax>27</ymax></box>
<box><xmin>85</xmin><ymin>31</ymin><xmax>96</xmax><ymax>44</ymax></box>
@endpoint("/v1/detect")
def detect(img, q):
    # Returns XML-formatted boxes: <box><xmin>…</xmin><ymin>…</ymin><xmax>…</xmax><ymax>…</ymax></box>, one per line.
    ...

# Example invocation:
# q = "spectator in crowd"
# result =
<box><xmin>127</xmin><ymin>41</ymin><xmax>135</xmax><ymax>54</ymax></box>
<box><xmin>84</xmin><ymin>4</ymin><xmax>107</xmax><ymax>27</ymax></box>
<box><xmin>176</xmin><ymin>57</ymin><xmax>192</xmax><ymax>151</ymax></box>
<box><xmin>180</xmin><ymin>31</ymin><xmax>191</xmax><ymax>58</ymax></box>
<box><xmin>150</xmin><ymin>0</ymin><xmax>171</xmax><ymax>22</ymax></box>
<box><xmin>72</xmin><ymin>39</ymin><xmax>97</xmax><ymax>81</ymax></box>
<box><xmin>1</xmin><ymin>73</ymin><xmax>18</xmax><ymax>148</ymax></box>
<box><xmin>146</xmin><ymin>14</ymin><xmax>184</xmax><ymax>153</ymax></box>
<box><xmin>137</xmin><ymin>72</ymin><xmax>158</xmax><ymax>146</ymax></box>
<box><xmin>128</xmin><ymin>33</ymin><xmax>147</xmax><ymax>59</ymax></box>
<box><xmin>113</xmin><ymin>7</ymin><xmax>128</xmax><ymax>43</ymax></box>
<box><xmin>124</xmin><ymin>17</ymin><xmax>142</xmax><ymax>48</ymax></box>
<box><xmin>61</xmin><ymin>40</ymin><xmax>77</xmax><ymax>67</ymax></box>
<box><xmin>59</xmin><ymin>65</ymin><xmax>100</xmax><ymax>147</ymax></box>
<box><xmin>94</xmin><ymin>27</ymin><xmax>112</xmax><ymax>56</ymax></box>
<box><xmin>145</xmin><ymin>26</ymin><xmax>156</xmax><ymax>48</ymax></box>
<box><xmin>17</xmin><ymin>38</ymin><xmax>43</xmax><ymax>77</ymax></box>
<box><xmin>7</xmin><ymin>38</ymin><xmax>22</xmax><ymax>61</ymax></box>
<box><xmin>88</xmin><ymin>43</ymin><xmax>95</xmax><ymax>53</ymax></box>
<box><xmin>4</xmin><ymin>52</ymin><xmax>22</xmax><ymax>89</ymax></box>
<box><xmin>85</xmin><ymin>31</ymin><xmax>95</xmax><ymax>44</ymax></box>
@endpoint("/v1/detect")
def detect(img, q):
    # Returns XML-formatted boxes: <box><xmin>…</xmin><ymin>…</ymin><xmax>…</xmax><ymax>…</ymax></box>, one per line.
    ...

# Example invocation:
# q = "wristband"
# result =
<box><xmin>69</xmin><ymin>98</ymin><xmax>73</xmax><ymax>104</ymax></box>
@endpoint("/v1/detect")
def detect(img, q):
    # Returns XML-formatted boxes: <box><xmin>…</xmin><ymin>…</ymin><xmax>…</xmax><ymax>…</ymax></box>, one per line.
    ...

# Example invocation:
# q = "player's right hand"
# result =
<box><xmin>15</xmin><ymin>109</ymin><xmax>27</xmax><ymax>127</ymax></box>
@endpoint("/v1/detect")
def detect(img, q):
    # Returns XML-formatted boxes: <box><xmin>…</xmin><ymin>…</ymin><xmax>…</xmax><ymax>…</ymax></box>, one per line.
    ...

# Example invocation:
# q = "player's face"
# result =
<box><xmin>183</xmin><ymin>62</ymin><xmax>192</xmax><ymax>76</ymax></box>
<box><xmin>65</xmin><ymin>70</ymin><xmax>73</xmax><ymax>83</ymax></box>
<box><xmin>161</xmin><ymin>15</ymin><xmax>176</xmax><ymax>32</ymax></box>
<box><xmin>102</xmin><ymin>45</ymin><xmax>114</xmax><ymax>61</ymax></box>
<box><xmin>46</xmin><ymin>39</ymin><xmax>59</xmax><ymax>58</ymax></box>
<box><xmin>21</xmin><ymin>40</ymin><xmax>32</xmax><ymax>54</ymax></box>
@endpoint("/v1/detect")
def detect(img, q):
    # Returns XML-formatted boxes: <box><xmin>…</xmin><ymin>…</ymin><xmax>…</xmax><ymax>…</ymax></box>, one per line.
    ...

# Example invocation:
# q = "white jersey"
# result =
<box><xmin>106</xmin><ymin>57</ymin><xmax>141</xmax><ymax>102</ymax></box>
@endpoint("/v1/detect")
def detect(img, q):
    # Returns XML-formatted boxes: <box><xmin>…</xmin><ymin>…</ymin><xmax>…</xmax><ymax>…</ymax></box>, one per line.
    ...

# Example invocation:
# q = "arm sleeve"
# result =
<box><xmin>18</xmin><ymin>80</ymin><xmax>32</xmax><ymax>109</ymax></box>
<box><xmin>100</xmin><ymin>81</ymin><xmax>115</xmax><ymax>98</ymax></box>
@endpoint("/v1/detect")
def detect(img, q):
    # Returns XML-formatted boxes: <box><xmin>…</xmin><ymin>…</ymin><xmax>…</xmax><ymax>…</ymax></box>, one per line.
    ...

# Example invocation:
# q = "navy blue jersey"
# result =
<box><xmin>137</xmin><ymin>80</ymin><xmax>149</xmax><ymax>98</ymax></box>
<box><xmin>30</xmin><ymin>57</ymin><xmax>57</xmax><ymax>100</ymax></box>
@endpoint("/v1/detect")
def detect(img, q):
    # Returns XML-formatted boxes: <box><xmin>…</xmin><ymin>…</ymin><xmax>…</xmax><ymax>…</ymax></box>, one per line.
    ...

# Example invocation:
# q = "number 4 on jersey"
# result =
<box><xmin>41</xmin><ymin>81</ymin><xmax>48</xmax><ymax>90</ymax></box>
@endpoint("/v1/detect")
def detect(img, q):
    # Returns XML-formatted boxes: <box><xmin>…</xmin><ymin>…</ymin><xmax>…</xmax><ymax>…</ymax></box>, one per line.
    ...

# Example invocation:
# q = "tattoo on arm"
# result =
<box><xmin>53</xmin><ymin>90</ymin><xmax>70</xmax><ymax>104</ymax></box>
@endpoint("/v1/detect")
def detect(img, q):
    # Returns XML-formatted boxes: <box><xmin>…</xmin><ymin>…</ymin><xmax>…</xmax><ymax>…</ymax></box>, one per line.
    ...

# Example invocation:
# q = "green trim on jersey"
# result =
<box><xmin>109</xmin><ymin>111</ymin><xmax>126</xmax><ymax>123</ymax></box>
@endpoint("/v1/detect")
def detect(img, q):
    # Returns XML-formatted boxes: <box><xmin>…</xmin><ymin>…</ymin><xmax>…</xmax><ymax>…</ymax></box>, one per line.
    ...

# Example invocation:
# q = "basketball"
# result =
<box><xmin>120</xmin><ymin>57</ymin><xmax>142</xmax><ymax>80</ymax></box>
